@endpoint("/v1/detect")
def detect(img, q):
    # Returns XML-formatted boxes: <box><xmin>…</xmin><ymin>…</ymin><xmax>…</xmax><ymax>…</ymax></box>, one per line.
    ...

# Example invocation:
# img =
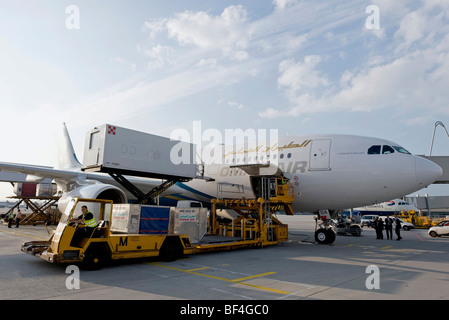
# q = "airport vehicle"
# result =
<box><xmin>395</xmin><ymin>218</ymin><xmax>415</xmax><ymax>231</ymax></box>
<box><xmin>361</xmin><ymin>215</ymin><xmax>379</xmax><ymax>227</ymax></box>
<box><xmin>21</xmin><ymin>197</ymin><xmax>195</xmax><ymax>268</ymax></box>
<box><xmin>22</xmin><ymin>175</ymin><xmax>292</xmax><ymax>268</ymax></box>
<box><xmin>176</xmin><ymin>200</ymin><xmax>203</xmax><ymax>208</ymax></box>
<box><xmin>396</xmin><ymin>210</ymin><xmax>440</xmax><ymax>229</ymax></box>
<box><xmin>334</xmin><ymin>218</ymin><xmax>362</xmax><ymax>236</ymax></box>
<box><xmin>0</xmin><ymin>123</ymin><xmax>442</xmax><ymax>233</ymax></box>
<box><xmin>428</xmin><ymin>221</ymin><xmax>449</xmax><ymax>237</ymax></box>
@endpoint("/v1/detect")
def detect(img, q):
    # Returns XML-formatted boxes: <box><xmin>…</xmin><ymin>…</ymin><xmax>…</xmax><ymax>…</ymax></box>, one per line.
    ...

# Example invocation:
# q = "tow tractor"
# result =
<box><xmin>21</xmin><ymin>197</ymin><xmax>194</xmax><ymax>269</ymax></box>
<box><xmin>333</xmin><ymin>217</ymin><xmax>362</xmax><ymax>237</ymax></box>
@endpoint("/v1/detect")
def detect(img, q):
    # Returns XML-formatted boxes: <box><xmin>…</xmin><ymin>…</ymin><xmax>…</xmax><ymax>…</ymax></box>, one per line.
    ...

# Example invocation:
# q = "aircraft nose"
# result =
<box><xmin>415</xmin><ymin>156</ymin><xmax>443</xmax><ymax>186</ymax></box>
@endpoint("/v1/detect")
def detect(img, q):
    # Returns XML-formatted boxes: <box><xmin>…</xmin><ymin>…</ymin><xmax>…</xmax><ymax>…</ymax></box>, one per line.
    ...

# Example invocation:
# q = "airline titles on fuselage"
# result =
<box><xmin>218</xmin><ymin>161</ymin><xmax>308</xmax><ymax>177</ymax></box>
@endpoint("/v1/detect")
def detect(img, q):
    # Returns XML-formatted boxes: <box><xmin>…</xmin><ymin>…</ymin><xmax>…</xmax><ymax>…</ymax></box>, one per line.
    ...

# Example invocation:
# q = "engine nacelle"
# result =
<box><xmin>58</xmin><ymin>183</ymin><xmax>127</xmax><ymax>214</ymax></box>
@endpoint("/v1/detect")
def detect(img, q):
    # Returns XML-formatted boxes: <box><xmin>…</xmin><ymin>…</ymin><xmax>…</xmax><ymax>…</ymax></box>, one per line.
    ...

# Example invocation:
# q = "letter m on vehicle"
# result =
<box><xmin>119</xmin><ymin>237</ymin><xmax>128</xmax><ymax>247</ymax></box>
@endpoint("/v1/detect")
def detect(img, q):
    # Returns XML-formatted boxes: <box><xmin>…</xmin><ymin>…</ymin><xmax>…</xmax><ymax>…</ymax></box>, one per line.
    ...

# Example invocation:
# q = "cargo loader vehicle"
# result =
<box><xmin>21</xmin><ymin>176</ymin><xmax>293</xmax><ymax>269</ymax></box>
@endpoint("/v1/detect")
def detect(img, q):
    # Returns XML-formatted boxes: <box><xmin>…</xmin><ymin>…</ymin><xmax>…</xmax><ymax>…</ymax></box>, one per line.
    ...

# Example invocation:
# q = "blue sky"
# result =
<box><xmin>1</xmin><ymin>0</ymin><xmax>449</xmax><ymax>199</ymax></box>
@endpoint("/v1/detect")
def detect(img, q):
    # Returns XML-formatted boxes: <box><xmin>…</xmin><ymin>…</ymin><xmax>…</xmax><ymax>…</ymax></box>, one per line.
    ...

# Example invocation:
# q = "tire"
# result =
<box><xmin>429</xmin><ymin>231</ymin><xmax>438</xmax><ymax>238</ymax></box>
<box><xmin>327</xmin><ymin>229</ymin><xmax>336</xmax><ymax>244</ymax></box>
<box><xmin>160</xmin><ymin>237</ymin><xmax>183</xmax><ymax>262</ymax></box>
<box><xmin>403</xmin><ymin>226</ymin><xmax>410</xmax><ymax>231</ymax></box>
<box><xmin>83</xmin><ymin>244</ymin><xmax>110</xmax><ymax>270</ymax></box>
<box><xmin>315</xmin><ymin>229</ymin><xmax>335</xmax><ymax>244</ymax></box>
<box><xmin>350</xmin><ymin>226</ymin><xmax>361</xmax><ymax>237</ymax></box>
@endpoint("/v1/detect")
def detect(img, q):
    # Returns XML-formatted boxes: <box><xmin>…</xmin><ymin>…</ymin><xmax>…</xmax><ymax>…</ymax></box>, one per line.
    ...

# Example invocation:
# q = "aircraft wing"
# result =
<box><xmin>0</xmin><ymin>170</ymin><xmax>33</xmax><ymax>183</ymax></box>
<box><xmin>0</xmin><ymin>162</ymin><xmax>78</xmax><ymax>182</ymax></box>
<box><xmin>0</xmin><ymin>160</ymin><xmax>164</xmax><ymax>193</ymax></box>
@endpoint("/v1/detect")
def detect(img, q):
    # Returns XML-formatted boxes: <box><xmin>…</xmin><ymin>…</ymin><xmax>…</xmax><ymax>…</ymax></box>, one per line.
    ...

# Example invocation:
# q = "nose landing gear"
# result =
<box><xmin>314</xmin><ymin>210</ymin><xmax>336</xmax><ymax>244</ymax></box>
<box><xmin>314</xmin><ymin>227</ymin><xmax>336</xmax><ymax>244</ymax></box>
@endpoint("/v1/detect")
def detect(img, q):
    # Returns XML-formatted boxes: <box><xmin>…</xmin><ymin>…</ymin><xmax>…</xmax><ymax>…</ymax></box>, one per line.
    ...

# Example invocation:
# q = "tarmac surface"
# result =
<box><xmin>1</xmin><ymin>215</ymin><xmax>449</xmax><ymax>301</ymax></box>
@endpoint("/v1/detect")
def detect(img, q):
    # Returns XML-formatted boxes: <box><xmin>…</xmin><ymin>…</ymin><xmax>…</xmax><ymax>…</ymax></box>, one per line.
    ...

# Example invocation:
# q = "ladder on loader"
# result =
<box><xmin>196</xmin><ymin>176</ymin><xmax>294</xmax><ymax>253</ymax></box>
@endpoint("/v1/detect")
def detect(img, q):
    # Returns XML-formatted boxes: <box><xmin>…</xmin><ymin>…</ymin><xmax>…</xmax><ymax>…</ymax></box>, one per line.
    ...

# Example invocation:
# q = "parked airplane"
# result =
<box><xmin>346</xmin><ymin>198</ymin><xmax>419</xmax><ymax>217</ymax></box>
<box><xmin>0</xmin><ymin>123</ymin><xmax>443</xmax><ymax>243</ymax></box>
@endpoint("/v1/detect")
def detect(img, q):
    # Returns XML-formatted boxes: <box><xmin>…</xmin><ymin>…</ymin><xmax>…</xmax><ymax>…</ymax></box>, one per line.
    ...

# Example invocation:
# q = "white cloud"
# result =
<box><xmin>143</xmin><ymin>18</ymin><xmax>168</xmax><ymax>39</ymax></box>
<box><xmin>144</xmin><ymin>44</ymin><xmax>173</xmax><ymax>69</ymax></box>
<box><xmin>164</xmin><ymin>5</ymin><xmax>250</xmax><ymax>60</ymax></box>
<box><xmin>273</xmin><ymin>0</ymin><xmax>298</xmax><ymax>11</ymax></box>
<box><xmin>261</xmin><ymin>46</ymin><xmax>449</xmax><ymax>119</ymax></box>
<box><xmin>394</xmin><ymin>10</ymin><xmax>427</xmax><ymax>51</ymax></box>
<box><xmin>278</xmin><ymin>55</ymin><xmax>329</xmax><ymax>92</ymax></box>
<box><xmin>260</xmin><ymin>1</ymin><xmax>449</xmax><ymax>119</ymax></box>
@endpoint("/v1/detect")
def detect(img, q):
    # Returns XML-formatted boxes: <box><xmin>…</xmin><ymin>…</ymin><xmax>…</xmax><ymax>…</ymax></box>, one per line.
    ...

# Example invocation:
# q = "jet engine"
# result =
<box><xmin>57</xmin><ymin>183</ymin><xmax>127</xmax><ymax>214</ymax></box>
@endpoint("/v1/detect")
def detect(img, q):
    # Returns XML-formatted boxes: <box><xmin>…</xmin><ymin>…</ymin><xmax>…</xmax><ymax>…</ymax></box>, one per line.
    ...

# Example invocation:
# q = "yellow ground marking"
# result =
<box><xmin>231</xmin><ymin>272</ymin><xmax>277</xmax><ymax>282</ymax></box>
<box><xmin>149</xmin><ymin>262</ymin><xmax>290</xmax><ymax>295</ymax></box>
<box><xmin>187</xmin><ymin>267</ymin><xmax>210</xmax><ymax>272</ymax></box>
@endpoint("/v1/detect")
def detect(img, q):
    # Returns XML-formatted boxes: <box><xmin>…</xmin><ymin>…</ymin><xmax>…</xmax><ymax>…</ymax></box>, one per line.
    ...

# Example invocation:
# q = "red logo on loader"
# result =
<box><xmin>108</xmin><ymin>126</ymin><xmax>116</xmax><ymax>135</ymax></box>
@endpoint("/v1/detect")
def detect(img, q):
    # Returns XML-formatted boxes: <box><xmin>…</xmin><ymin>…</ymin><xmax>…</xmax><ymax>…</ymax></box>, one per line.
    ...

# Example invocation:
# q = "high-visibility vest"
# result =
<box><xmin>83</xmin><ymin>211</ymin><xmax>97</xmax><ymax>228</ymax></box>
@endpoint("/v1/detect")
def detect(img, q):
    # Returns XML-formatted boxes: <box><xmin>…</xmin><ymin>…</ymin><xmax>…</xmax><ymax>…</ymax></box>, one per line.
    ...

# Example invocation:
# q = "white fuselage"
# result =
<box><xmin>166</xmin><ymin>134</ymin><xmax>442</xmax><ymax>213</ymax></box>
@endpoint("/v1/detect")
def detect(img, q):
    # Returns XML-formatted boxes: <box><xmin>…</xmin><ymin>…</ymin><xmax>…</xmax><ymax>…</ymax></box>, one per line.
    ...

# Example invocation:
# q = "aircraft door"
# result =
<box><xmin>309</xmin><ymin>139</ymin><xmax>331</xmax><ymax>171</ymax></box>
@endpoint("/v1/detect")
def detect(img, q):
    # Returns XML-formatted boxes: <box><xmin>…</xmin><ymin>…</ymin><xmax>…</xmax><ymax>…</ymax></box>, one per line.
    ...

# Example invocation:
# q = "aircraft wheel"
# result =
<box><xmin>315</xmin><ymin>229</ymin><xmax>335</xmax><ymax>244</ymax></box>
<box><xmin>327</xmin><ymin>229</ymin><xmax>336</xmax><ymax>243</ymax></box>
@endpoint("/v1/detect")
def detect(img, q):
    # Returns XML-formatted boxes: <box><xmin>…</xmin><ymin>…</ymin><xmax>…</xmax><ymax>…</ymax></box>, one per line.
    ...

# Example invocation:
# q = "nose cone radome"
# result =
<box><xmin>415</xmin><ymin>156</ymin><xmax>443</xmax><ymax>186</ymax></box>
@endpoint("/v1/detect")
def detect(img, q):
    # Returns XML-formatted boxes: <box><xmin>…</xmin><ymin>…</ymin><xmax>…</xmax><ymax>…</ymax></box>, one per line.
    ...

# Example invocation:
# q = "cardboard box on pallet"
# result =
<box><xmin>110</xmin><ymin>204</ymin><xmax>171</xmax><ymax>234</ymax></box>
<box><xmin>110</xmin><ymin>204</ymin><xmax>208</xmax><ymax>242</ymax></box>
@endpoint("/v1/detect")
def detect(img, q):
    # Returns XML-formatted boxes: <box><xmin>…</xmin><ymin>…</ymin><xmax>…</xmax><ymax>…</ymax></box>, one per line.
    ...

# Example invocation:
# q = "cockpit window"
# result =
<box><xmin>368</xmin><ymin>145</ymin><xmax>381</xmax><ymax>154</ymax></box>
<box><xmin>368</xmin><ymin>145</ymin><xmax>410</xmax><ymax>155</ymax></box>
<box><xmin>393</xmin><ymin>146</ymin><xmax>411</xmax><ymax>155</ymax></box>
<box><xmin>382</xmin><ymin>145</ymin><xmax>395</xmax><ymax>154</ymax></box>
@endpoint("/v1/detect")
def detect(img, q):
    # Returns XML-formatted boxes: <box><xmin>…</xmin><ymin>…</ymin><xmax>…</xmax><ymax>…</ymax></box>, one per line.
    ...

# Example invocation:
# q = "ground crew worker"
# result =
<box><xmin>376</xmin><ymin>217</ymin><xmax>384</xmax><ymax>239</ymax></box>
<box><xmin>7</xmin><ymin>210</ymin><xmax>15</xmax><ymax>228</ymax></box>
<box><xmin>71</xmin><ymin>205</ymin><xmax>98</xmax><ymax>238</ymax></box>
<box><xmin>394</xmin><ymin>215</ymin><xmax>402</xmax><ymax>240</ymax></box>
<box><xmin>15</xmin><ymin>209</ymin><xmax>22</xmax><ymax>228</ymax></box>
<box><xmin>385</xmin><ymin>215</ymin><xmax>393</xmax><ymax>239</ymax></box>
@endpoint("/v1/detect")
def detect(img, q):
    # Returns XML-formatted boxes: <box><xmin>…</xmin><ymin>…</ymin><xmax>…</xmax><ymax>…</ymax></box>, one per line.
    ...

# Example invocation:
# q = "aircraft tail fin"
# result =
<box><xmin>58</xmin><ymin>122</ymin><xmax>82</xmax><ymax>170</ymax></box>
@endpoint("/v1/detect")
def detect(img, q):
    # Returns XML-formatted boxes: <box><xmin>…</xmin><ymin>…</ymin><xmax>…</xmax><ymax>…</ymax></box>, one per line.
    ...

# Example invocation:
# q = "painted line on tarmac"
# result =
<box><xmin>148</xmin><ymin>262</ymin><xmax>290</xmax><ymax>295</ymax></box>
